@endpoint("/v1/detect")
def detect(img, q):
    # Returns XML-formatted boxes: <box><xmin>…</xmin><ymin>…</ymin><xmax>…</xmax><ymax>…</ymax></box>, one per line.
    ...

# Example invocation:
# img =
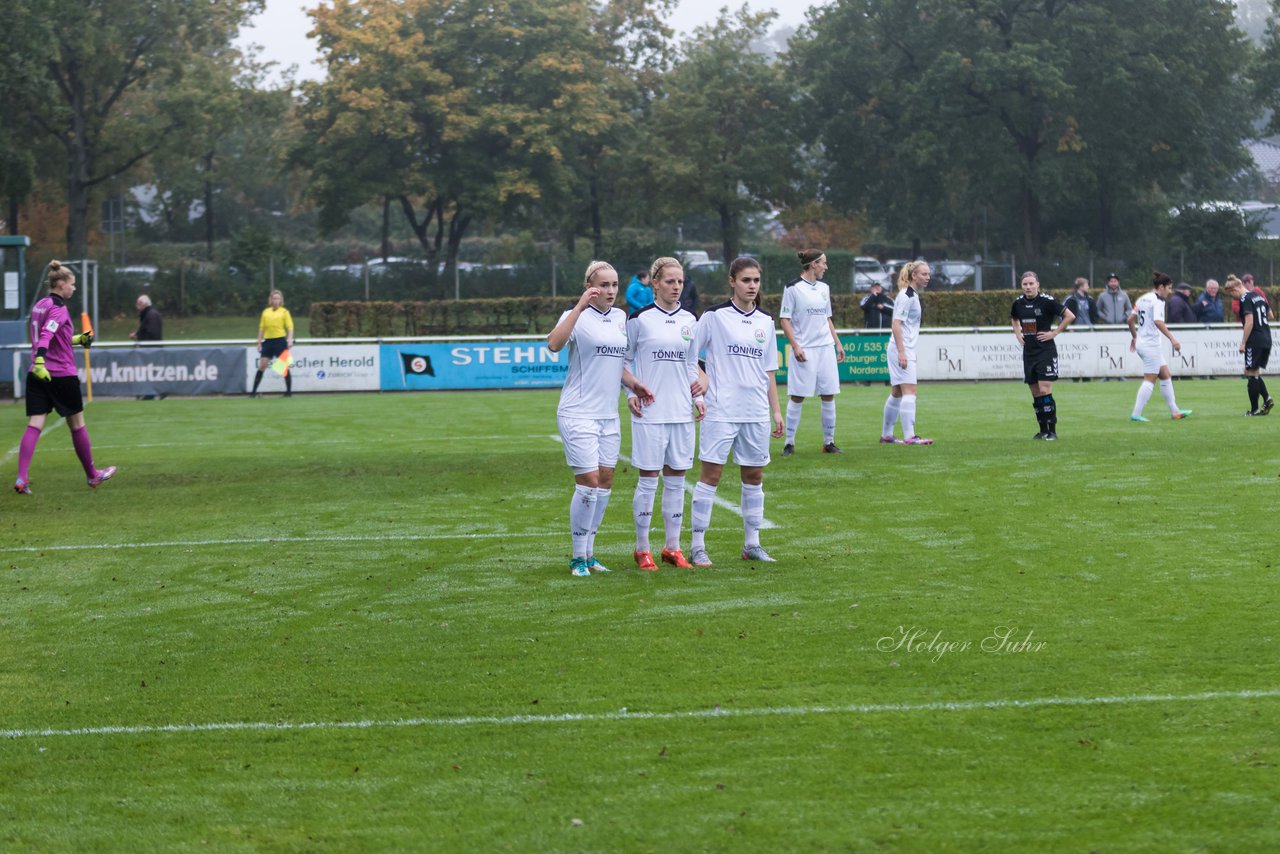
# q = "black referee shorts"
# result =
<box><xmin>26</xmin><ymin>374</ymin><xmax>84</xmax><ymax>417</ymax></box>
<box><xmin>260</xmin><ymin>337</ymin><xmax>289</xmax><ymax>361</ymax></box>
<box><xmin>1023</xmin><ymin>349</ymin><xmax>1059</xmax><ymax>384</ymax></box>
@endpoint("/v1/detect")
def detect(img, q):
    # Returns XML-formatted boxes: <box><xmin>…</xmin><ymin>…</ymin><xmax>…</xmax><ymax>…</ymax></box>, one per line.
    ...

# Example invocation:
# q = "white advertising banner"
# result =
<box><xmin>916</xmin><ymin>328</ymin><xmax>1248</xmax><ymax>381</ymax></box>
<box><xmin>243</xmin><ymin>345</ymin><xmax>380</xmax><ymax>392</ymax></box>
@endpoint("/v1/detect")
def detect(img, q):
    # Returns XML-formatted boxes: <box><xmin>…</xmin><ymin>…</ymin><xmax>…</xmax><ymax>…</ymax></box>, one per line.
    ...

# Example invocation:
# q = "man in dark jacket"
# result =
<box><xmin>860</xmin><ymin>282</ymin><xmax>893</xmax><ymax>328</ymax></box>
<box><xmin>1167</xmin><ymin>283</ymin><xmax>1197</xmax><ymax>323</ymax></box>
<box><xmin>130</xmin><ymin>294</ymin><xmax>163</xmax><ymax>342</ymax></box>
<box><xmin>1063</xmin><ymin>277</ymin><xmax>1099</xmax><ymax>329</ymax></box>
<box><xmin>1194</xmin><ymin>279</ymin><xmax>1223</xmax><ymax>323</ymax></box>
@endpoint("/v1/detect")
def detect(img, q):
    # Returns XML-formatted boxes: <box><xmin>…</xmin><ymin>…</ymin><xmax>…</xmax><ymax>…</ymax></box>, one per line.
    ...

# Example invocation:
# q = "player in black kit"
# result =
<box><xmin>1010</xmin><ymin>271</ymin><xmax>1075</xmax><ymax>439</ymax></box>
<box><xmin>1223</xmin><ymin>274</ymin><xmax>1273</xmax><ymax>415</ymax></box>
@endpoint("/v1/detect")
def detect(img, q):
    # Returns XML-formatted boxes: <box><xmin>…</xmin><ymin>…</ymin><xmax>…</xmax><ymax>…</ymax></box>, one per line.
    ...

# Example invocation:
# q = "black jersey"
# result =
<box><xmin>1240</xmin><ymin>291</ymin><xmax>1272</xmax><ymax>348</ymax></box>
<box><xmin>1011</xmin><ymin>294</ymin><xmax>1067</xmax><ymax>354</ymax></box>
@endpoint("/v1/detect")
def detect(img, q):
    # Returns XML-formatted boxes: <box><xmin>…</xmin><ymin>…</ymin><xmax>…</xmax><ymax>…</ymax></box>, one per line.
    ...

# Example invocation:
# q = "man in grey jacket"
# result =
<box><xmin>1096</xmin><ymin>273</ymin><xmax>1132</xmax><ymax>324</ymax></box>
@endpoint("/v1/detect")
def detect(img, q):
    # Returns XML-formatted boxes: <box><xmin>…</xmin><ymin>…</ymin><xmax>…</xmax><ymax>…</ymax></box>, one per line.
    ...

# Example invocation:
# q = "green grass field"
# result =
<box><xmin>2</xmin><ymin>381</ymin><xmax>1277</xmax><ymax>851</ymax></box>
<box><xmin>92</xmin><ymin>315</ymin><xmax>311</xmax><ymax>344</ymax></box>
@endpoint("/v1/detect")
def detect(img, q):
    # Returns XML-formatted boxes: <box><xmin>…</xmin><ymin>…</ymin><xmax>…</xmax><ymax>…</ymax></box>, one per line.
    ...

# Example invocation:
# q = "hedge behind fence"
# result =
<box><xmin>309</xmin><ymin>289</ymin><xmax>1098</xmax><ymax>338</ymax></box>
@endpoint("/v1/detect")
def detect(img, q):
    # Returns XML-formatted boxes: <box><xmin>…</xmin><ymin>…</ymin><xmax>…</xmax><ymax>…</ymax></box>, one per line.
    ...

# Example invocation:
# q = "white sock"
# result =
<box><xmin>882</xmin><ymin>395</ymin><xmax>901</xmax><ymax>437</ymax></box>
<box><xmin>1159</xmin><ymin>378</ymin><xmax>1179</xmax><ymax>414</ymax></box>
<box><xmin>1133</xmin><ymin>380</ymin><xmax>1154</xmax><ymax>417</ymax></box>
<box><xmin>570</xmin><ymin>484</ymin><xmax>597</xmax><ymax>558</ymax></box>
<box><xmin>661</xmin><ymin>474</ymin><xmax>686</xmax><ymax>550</ymax></box>
<box><xmin>586</xmin><ymin>487</ymin><xmax>611</xmax><ymax>557</ymax></box>
<box><xmin>900</xmin><ymin>394</ymin><xmax>918</xmax><ymax>438</ymax></box>
<box><xmin>821</xmin><ymin>400</ymin><xmax>836</xmax><ymax>444</ymax></box>
<box><xmin>785</xmin><ymin>399</ymin><xmax>803</xmax><ymax>444</ymax></box>
<box><xmin>691</xmin><ymin>481</ymin><xmax>717</xmax><ymax>551</ymax></box>
<box><xmin>633</xmin><ymin>476</ymin><xmax>658</xmax><ymax>552</ymax></box>
<box><xmin>741</xmin><ymin>482</ymin><xmax>764</xmax><ymax>549</ymax></box>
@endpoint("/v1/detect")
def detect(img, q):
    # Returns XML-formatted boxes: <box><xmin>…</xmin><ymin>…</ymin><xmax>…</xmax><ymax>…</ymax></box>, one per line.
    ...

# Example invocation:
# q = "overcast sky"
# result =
<box><xmin>236</xmin><ymin>0</ymin><xmax>812</xmax><ymax>82</ymax></box>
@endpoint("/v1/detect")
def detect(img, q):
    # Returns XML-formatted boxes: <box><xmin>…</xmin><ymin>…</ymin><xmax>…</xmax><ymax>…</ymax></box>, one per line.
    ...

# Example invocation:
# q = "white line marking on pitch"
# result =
<box><xmin>548</xmin><ymin>435</ymin><xmax>777</xmax><ymax>529</ymax></box>
<box><xmin>4</xmin><ymin>689</ymin><xmax>1276</xmax><ymax>741</ymax></box>
<box><xmin>0</xmin><ymin>531</ymin><xmax>562</xmax><ymax>554</ymax></box>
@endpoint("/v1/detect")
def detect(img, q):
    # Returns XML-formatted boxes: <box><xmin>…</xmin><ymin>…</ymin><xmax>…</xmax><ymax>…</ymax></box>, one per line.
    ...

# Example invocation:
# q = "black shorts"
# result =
<box><xmin>1245</xmin><ymin>346</ymin><xmax>1270</xmax><ymax>371</ymax></box>
<box><xmin>26</xmin><ymin>374</ymin><xmax>84</xmax><ymax>418</ymax></box>
<box><xmin>1023</xmin><ymin>349</ymin><xmax>1059</xmax><ymax>384</ymax></box>
<box><xmin>260</xmin><ymin>337</ymin><xmax>289</xmax><ymax>360</ymax></box>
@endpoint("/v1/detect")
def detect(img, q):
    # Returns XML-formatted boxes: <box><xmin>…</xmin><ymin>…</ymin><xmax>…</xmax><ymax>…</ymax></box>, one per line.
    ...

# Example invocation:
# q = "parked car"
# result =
<box><xmin>852</xmin><ymin>256</ymin><xmax>893</xmax><ymax>292</ymax></box>
<box><xmin>931</xmin><ymin>260</ymin><xmax>977</xmax><ymax>290</ymax></box>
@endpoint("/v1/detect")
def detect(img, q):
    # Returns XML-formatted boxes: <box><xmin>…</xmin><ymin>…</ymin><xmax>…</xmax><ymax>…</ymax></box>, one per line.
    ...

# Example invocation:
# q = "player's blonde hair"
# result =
<box><xmin>583</xmin><ymin>260</ymin><xmax>615</xmax><ymax>287</ymax></box>
<box><xmin>1224</xmin><ymin>273</ymin><xmax>1244</xmax><ymax>293</ymax></box>
<box><xmin>896</xmin><ymin>260</ymin><xmax>927</xmax><ymax>291</ymax></box>
<box><xmin>649</xmin><ymin>256</ymin><xmax>681</xmax><ymax>282</ymax></box>
<box><xmin>46</xmin><ymin>260</ymin><xmax>75</xmax><ymax>290</ymax></box>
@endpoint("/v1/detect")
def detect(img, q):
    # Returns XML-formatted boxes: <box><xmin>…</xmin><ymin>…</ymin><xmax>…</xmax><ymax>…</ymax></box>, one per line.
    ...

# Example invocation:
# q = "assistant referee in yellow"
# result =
<box><xmin>251</xmin><ymin>289</ymin><xmax>295</xmax><ymax>397</ymax></box>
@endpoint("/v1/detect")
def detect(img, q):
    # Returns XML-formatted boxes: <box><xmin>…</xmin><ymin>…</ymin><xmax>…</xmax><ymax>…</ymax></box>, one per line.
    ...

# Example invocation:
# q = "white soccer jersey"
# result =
<box><xmin>780</xmin><ymin>278</ymin><xmax>834</xmax><ymax>349</ymax></box>
<box><xmin>693</xmin><ymin>300</ymin><xmax>779</xmax><ymax>423</ymax></box>
<box><xmin>1131</xmin><ymin>292</ymin><xmax>1166</xmax><ymax>350</ymax></box>
<box><xmin>556</xmin><ymin>305</ymin><xmax>629</xmax><ymax>418</ymax></box>
<box><xmin>891</xmin><ymin>287</ymin><xmax>923</xmax><ymax>354</ymax></box>
<box><xmin>626</xmin><ymin>303</ymin><xmax>699</xmax><ymax>423</ymax></box>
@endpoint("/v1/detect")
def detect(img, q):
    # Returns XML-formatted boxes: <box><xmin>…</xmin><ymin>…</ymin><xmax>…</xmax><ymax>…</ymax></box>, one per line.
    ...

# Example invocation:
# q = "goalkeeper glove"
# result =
<box><xmin>72</xmin><ymin>331</ymin><xmax>94</xmax><ymax>348</ymax></box>
<box><xmin>31</xmin><ymin>356</ymin><xmax>51</xmax><ymax>382</ymax></box>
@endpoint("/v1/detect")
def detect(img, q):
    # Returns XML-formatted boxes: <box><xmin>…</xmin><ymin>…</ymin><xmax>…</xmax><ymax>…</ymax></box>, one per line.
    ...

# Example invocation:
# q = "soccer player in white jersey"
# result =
<box><xmin>881</xmin><ymin>260</ymin><xmax>933</xmax><ymax>445</ymax></box>
<box><xmin>548</xmin><ymin>261</ymin><xmax>654</xmax><ymax>577</ymax></box>
<box><xmin>1127</xmin><ymin>271</ymin><xmax>1192</xmax><ymax>422</ymax></box>
<box><xmin>625</xmin><ymin>257</ymin><xmax>705</xmax><ymax>571</ymax></box>
<box><xmin>779</xmin><ymin>248</ymin><xmax>845</xmax><ymax>456</ymax></box>
<box><xmin>688</xmin><ymin>256</ymin><xmax>785</xmax><ymax>566</ymax></box>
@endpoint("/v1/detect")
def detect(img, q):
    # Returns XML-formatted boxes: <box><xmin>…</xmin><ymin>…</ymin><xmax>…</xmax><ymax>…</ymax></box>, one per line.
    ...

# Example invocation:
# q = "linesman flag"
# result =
<box><xmin>81</xmin><ymin>311</ymin><xmax>95</xmax><ymax>402</ymax></box>
<box><xmin>401</xmin><ymin>353</ymin><xmax>434</xmax><ymax>376</ymax></box>
<box><xmin>270</xmin><ymin>349</ymin><xmax>294</xmax><ymax>376</ymax></box>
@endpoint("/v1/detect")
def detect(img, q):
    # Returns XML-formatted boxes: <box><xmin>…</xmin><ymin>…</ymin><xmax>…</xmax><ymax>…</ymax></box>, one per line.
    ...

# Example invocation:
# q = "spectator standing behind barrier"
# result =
<box><xmin>1168</xmin><ymin>283</ymin><xmax>1197</xmax><ymax>323</ymax></box>
<box><xmin>130</xmin><ymin>294</ymin><xmax>163</xmax><ymax>343</ymax></box>
<box><xmin>679</xmin><ymin>275</ymin><xmax>700</xmax><ymax>316</ymax></box>
<box><xmin>1195</xmin><ymin>279</ymin><xmax>1223</xmax><ymax>323</ymax></box>
<box><xmin>1063</xmin><ymin>277</ymin><xmax>1098</xmax><ymax>329</ymax></box>
<box><xmin>860</xmin><ymin>281</ymin><xmax>894</xmax><ymax>329</ymax></box>
<box><xmin>625</xmin><ymin>271</ymin><xmax>653</xmax><ymax>314</ymax></box>
<box><xmin>1097</xmin><ymin>273</ymin><xmax>1132</xmax><ymax>324</ymax></box>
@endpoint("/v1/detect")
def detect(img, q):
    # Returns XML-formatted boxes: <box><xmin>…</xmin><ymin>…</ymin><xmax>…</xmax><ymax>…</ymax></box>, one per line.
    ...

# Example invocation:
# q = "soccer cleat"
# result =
<box><xmin>660</xmin><ymin>548</ymin><xmax>693</xmax><ymax>568</ymax></box>
<box><xmin>569</xmin><ymin>557</ymin><xmax>591</xmax><ymax>577</ymax></box>
<box><xmin>821</xmin><ymin>442</ymin><xmax>843</xmax><ymax>454</ymax></box>
<box><xmin>879</xmin><ymin>435</ymin><xmax>902</xmax><ymax>444</ymax></box>
<box><xmin>1044</xmin><ymin>432</ymin><xmax>1058</xmax><ymax>441</ymax></box>
<box><xmin>1032</xmin><ymin>432</ymin><xmax>1047</xmax><ymax>440</ymax></box>
<box><xmin>1171</xmin><ymin>409</ymin><xmax>1192</xmax><ymax>420</ymax></box>
<box><xmin>782</xmin><ymin>443</ymin><xmax>795</xmax><ymax>457</ymax></box>
<box><xmin>903</xmin><ymin>436</ymin><xmax>933</xmax><ymax>445</ymax></box>
<box><xmin>1263</xmin><ymin>398</ymin><xmax>1275</xmax><ymax>415</ymax></box>
<box><xmin>634</xmin><ymin>550</ymin><xmax>658</xmax><ymax>571</ymax></box>
<box><xmin>13</xmin><ymin>478</ymin><xmax>32</xmax><ymax>495</ymax></box>
<box><xmin>87</xmin><ymin>466</ymin><xmax>116</xmax><ymax>489</ymax></box>
<box><xmin>741</xmin><ymin>544</ymin><xmax>776</xmax><ymax>562</ymax></box>
<box><xmin>1130</xmin><ymin>415</ymin><xmax>1149</xmax><ymax>422</ymax></box>
<box><xmin>586</xmin><ymin>556</ymin><xmax>610</xmax><ymax>574</ymax></box>
<box><xmin>689</xmin><ymin>547</ymin><xmax>713</xmax><ymax>567</ymax></box>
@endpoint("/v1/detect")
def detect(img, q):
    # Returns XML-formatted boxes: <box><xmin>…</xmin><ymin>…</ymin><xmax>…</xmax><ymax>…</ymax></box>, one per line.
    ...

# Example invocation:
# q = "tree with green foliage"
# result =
<box><xmin>643</xmin><ymin>6</ymin><xmax>802</xmax><ymax>263</ymax></box>
<box><xmin>792</xmin><ymin>0</ymin><xmax>1254</xmax><ymax>259</ymax></box>
<box><xmin>0</xmin><ymin>0</ymin><xmax>262</xmax><ymax>257</ymax></box>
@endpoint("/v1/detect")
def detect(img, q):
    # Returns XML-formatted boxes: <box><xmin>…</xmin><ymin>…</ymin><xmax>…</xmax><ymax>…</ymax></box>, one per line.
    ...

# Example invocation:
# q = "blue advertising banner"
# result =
<box><xmin>380</xmin><ymin>340</ymin><xmax>567</xmax><ymax>390</ymax></box>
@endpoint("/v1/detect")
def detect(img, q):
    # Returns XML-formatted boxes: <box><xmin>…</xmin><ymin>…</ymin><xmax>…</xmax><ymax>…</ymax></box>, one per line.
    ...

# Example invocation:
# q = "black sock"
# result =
<box><xmin>1259</xmin><ymin>379</ymin><xmax>1270</xmax><ymax>403</ymax></box>
<box><xmin>252</xmin><ymin>370</ymin><xmax>264</xmax><ymax>392</ymax></box>
<box><xmin>1032</xmin><ymin>397</ymin><xmax>1046</xmax><ymax>432</ymax></box>
<box><xmin>285</xmin><ymin>373</ymin><xmax>292</xmax><ymax>393</ymax></box>
<box><xmin>1044</xmin><ymin>395</ymin><xmax>1056</xmax><ymax>433</ymax></box>
<box><xmin>1248</xmin><ymin>377</ymin><xmax>1260</xmax><ymax>410</ymax></box>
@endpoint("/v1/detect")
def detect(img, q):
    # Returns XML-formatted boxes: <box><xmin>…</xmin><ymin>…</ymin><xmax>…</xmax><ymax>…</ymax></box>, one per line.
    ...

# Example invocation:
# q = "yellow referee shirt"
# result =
<box><xmin>259</xmin><ymin>306</ymin><xmax>294</xmax><ymax>340</ymax></box>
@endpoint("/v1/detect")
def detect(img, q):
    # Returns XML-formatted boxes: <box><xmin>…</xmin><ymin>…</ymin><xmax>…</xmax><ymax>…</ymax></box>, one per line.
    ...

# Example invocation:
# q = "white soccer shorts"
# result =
<box><xmin>630</xmin><ymin>419</ymin><xmax>695</xmax><ymax>472</ymax></box>
<box><xmin>886</xmin><ymin>343</ymin><xmax>918</xmax><ymax>386</ymax></box>
<box><xmin>1136</xmin><ymin>344</ymin><xmax>1167</xmax><ymax>375</ymax></box>
<box><xmin>698</xmin><ymin>419</ymin><xmax>771</xmax><ymax>467</ymax></box>
<box><xmin>558</xmin><ymin>415</ymin><xmax>621</xmax><ymax>474</ymax></box>
<box><xmin>787</xmin><ymin>343</ymin><xmax>841</xmax><ymax>397</ymax></box>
